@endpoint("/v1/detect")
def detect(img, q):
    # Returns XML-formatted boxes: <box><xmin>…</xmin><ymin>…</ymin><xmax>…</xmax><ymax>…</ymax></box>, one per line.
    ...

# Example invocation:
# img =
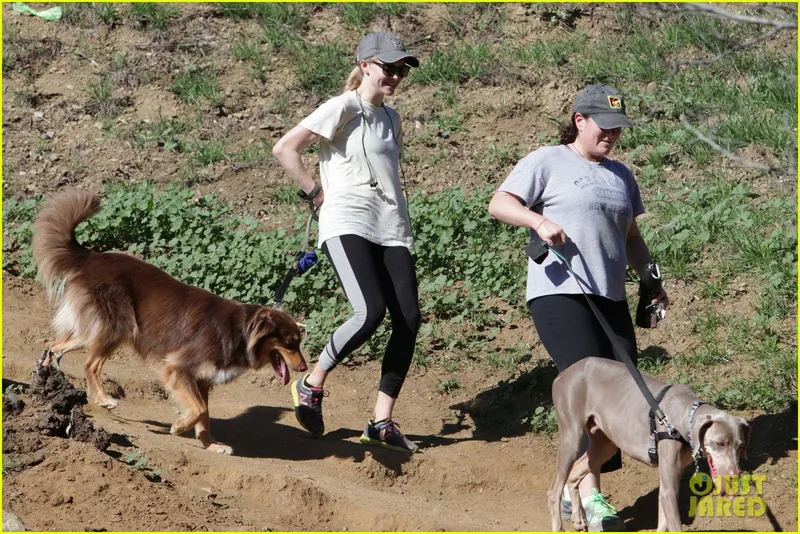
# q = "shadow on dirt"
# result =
<box><xmin>619</xmin><ymin>402</ymin><xmax>796</xmax><ymax>532</ymax></box>
<box><xmin>138</xmin><ymin>406</ymin><xmax>420</xmax><ymax>469</ymax></box>
<box><xmin>445</xmin><ymin>345</ymin><xmax>672</xmax><ymax>443</ymax></box>
<box><xmin>446</xmin><ymin>357</ymin><xmax>558</xmax><ymax>441</ymax></box>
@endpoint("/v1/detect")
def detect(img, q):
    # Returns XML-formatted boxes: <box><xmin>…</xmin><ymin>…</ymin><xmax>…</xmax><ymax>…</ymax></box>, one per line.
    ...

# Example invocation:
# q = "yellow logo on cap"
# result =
<box><xmin>608</xmin><ymin>96</ymin><xmax>622</xmax><ymax>109</ymax></box>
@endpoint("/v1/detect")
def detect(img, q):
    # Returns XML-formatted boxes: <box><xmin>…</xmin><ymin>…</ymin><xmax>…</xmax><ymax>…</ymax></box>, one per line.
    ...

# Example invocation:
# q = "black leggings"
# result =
<box><xmin>320</xmin><ymin>234</ymin><xmax>421</xmax><ymax>398</ymax></box>
<box><xmin>528</xmin><ymin>294</ymin><xmax>637</xmax><ymax>372</ymax></box>
<box><xmin>528</xmin><ymin>293</ymin><xmax>637</xmax><ymax>472</ymax></box>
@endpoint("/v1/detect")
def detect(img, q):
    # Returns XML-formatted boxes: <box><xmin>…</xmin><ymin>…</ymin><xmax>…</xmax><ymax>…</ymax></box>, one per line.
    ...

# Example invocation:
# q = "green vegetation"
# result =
<box><xmin>171</xmin><ymin>68</ymin><xmax>221</xmax><ymax>106</ymax></box>
<box><xmin>124</xmin><ymin>450</ymin><xmax>162</xmax><ymax>482</ymax></box>
<box><xmin>294</xmin><ymin>43</ymin><xmax>351</xmax><ymax>97</ymax></box>
<box><xmin>411</xmin><ymin>44</ymin><xmax>495</xmax><ymax>85</ymax></box>
<box><xmin>129</xmin><ymin>3</ymin><xmax>180</xmax><ymax>32</ymax></box>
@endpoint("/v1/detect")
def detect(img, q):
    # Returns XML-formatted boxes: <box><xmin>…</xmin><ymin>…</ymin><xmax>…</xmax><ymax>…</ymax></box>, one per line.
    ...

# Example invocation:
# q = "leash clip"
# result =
<box><xmin>655</xmin><ymin>409</ymin><xmax>681</xmax><ymax>439</ymax></box>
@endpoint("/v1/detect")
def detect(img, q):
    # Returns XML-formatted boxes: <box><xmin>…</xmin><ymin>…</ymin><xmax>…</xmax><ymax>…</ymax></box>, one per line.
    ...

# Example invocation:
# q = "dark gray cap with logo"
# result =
<box><xmin>573</xmin><ymin>84</ymin><xmax>632</xmax><ymax>129</ymax></box>
<box><xmin>356</xmin><ymin>32</ymin><xmax>419</xmax><ymax>68</ymax></box>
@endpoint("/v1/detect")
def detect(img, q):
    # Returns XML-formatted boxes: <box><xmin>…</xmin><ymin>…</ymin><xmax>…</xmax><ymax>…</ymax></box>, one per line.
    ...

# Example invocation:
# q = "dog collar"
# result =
<box><xmin>686</xmin><ymin>400</ymin><xmax>706</xmax><ymax>456</ymax></box>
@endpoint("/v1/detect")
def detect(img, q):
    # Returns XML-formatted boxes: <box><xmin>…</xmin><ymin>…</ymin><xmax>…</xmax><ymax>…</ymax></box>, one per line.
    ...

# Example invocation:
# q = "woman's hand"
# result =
<box><xmin>652</xmin><ymin>287</ymin><xmax>669</xmax><ymax>310</ymax></box>
<box><xmin>313</xmin><ymin>190</ymin><xmax>325</xmax><ymax>208</ymax></box>
<box><xmin>536</xmin><ymin>219</ymin><xmax>566</xmax><ymax>247</ymax></box>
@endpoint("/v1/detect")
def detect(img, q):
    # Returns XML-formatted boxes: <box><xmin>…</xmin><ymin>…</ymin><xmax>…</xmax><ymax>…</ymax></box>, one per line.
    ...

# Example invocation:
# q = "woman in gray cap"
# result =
<box><xmin>272</xmin><ymin>32</ymin><xmax>420</xmax><ymax>452</ymax></box>
<box><xmin>488</xmin><ymin>84</ymin><xmax>668</xmax><ymax>531</ymax></box>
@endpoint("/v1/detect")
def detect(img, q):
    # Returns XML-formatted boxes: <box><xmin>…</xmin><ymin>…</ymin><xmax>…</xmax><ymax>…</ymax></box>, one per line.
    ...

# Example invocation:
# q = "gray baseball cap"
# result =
<box><xmin>355</xmin><ymin>32</ymin><xmax>419</xmax><ymax>68</ymax></box>
<box><xmin>573</xmin><ymin>84</ymin><xmax>632</xmax><ymax>129</ymax></box>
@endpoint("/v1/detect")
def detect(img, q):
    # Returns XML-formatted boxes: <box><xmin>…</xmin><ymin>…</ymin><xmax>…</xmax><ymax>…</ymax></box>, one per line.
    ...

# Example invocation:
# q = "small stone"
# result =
<box><xmin>2</xmin><ymin>510</ymin><xmax>25</xmax><ymax>531</ymax></box>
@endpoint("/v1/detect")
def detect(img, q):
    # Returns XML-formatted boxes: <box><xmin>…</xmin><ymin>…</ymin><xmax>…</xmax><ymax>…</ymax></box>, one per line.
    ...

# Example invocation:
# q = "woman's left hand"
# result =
<box><xmin>652</xmin><ymin>287</ymin><xmax>669</xmax><ymax>310</ymax></box>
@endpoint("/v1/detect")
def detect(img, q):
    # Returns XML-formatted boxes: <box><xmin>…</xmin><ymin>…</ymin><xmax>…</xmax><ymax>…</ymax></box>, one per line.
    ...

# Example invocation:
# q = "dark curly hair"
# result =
<box><xmin>559</xmin><ymin>112</ymin><xmax>587</xmax><ymax>145</ymax></box>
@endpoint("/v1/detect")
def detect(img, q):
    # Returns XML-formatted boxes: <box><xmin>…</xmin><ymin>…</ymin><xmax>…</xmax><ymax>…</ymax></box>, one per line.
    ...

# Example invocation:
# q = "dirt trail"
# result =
<box><xmin>2</xmin><ymin>278</ymin><xmax>796</xmax><ymax>532</ymax></box>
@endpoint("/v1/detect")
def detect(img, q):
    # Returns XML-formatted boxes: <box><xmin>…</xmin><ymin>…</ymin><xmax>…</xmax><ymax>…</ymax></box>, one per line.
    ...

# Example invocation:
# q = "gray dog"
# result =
<box><xmin>549</xmin><ymin>357</ymin><xmax>750</xmax><ymax>532</ymax></box>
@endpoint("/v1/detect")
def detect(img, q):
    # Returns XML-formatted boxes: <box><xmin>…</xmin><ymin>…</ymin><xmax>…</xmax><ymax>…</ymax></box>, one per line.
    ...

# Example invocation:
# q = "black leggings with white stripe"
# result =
<box><xmin>320</xmin><ymin>234</ymin><xmax>421</xmax><ymax>398</ymax></box>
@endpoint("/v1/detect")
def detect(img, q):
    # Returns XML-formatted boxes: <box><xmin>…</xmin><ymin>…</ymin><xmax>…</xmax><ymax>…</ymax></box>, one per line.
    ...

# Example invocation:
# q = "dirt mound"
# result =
<box><xmin>3</xmin><ymin>365</ymin><xmax>111</xmax><ymax>474</ymax></box>
<box><xmin>25</xmin><ymin>364</ymin><xmax>111</xmax><ymax>449</ymax></box>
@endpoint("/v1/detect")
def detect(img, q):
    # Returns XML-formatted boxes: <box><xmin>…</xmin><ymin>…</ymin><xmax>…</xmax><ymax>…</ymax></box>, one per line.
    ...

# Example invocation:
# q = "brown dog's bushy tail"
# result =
<box><xmin>32</xmin><ymin>189</ymin><xmax>101</xmax><ymax>301</ymax></box>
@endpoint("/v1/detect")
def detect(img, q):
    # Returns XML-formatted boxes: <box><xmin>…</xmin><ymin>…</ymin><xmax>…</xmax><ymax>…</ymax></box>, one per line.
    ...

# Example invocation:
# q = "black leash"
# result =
<box><xmin>525</xmin><ymin>237</ymin><xmax>685</xmax><ymax>445</ymax></box>
<box><xmin>272</xmin><ymin>199</ymin><xmax>319</xmax><ymax>309</ymax></box>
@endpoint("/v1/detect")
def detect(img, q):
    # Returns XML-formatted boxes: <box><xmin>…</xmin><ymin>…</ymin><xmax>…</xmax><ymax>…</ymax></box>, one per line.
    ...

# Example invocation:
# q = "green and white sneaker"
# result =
<box><xmin>561</xmin><ymin>489</ymin><xmax>625</xmax><ymax>532</ymax></box>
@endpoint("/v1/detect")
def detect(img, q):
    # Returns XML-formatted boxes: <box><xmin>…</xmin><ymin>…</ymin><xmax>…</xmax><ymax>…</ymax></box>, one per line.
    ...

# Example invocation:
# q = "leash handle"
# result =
<box><xmin>272</xmin><ymin>209</ymin><xmax>319</xmax><ymax>308</ymax></box>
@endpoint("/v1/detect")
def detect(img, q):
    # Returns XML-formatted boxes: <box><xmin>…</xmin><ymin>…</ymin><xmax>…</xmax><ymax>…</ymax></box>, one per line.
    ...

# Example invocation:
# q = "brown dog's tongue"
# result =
<box><xmin>280</xmin><ymin>358</ymin><xmax>289</xmax><ymax>385</ymax></box>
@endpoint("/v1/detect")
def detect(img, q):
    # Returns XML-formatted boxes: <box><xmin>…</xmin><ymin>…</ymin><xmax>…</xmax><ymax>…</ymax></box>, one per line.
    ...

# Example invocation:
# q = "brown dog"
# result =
<box><xmin>32</xmin><ymin>189</ymin><xmax>308</xmax><ymax>455</ymax></box>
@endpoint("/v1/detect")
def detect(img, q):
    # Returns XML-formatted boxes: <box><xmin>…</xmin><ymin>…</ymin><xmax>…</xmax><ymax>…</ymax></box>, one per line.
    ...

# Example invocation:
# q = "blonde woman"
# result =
<box><xmin>272</xmin><ymin>33</ymin><xmax>420</xmax><ymax>452</ymax></box>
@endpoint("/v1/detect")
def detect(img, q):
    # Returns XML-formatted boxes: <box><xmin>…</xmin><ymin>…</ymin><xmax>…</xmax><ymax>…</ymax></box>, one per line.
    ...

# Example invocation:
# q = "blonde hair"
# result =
<box><xmin>343</xmin><ymin>65</ymin><xmax>363</xmax><ymax>93</ymax></box>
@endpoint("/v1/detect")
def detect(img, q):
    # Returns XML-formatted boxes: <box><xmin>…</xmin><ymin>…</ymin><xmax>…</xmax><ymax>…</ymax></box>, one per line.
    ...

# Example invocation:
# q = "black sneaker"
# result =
<box><xmin>291</xmin><ymin>374</ymin><xmax>328</xmax><ymax>437</ymax></box>
<box><xmin>359</xmin><ymin>418</ymin><xmax>419</xmax><ymax>453</ymax></box>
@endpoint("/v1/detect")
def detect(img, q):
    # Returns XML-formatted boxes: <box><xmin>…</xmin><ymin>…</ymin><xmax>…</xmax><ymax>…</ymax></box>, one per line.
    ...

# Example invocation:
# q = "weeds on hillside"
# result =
<box><xmin>171</xmin><ymin>68</ymin><xmax>221</xmax><ymax>106</ymax></box>
<box><xmin>294</xmin><ymin>43</ymin><xmax>351</xmax><ymax>96</ymax></box>
<box><xmin>129</xmin><ymin>3</ymin><xmax>180</xmax><ymax>32</ymax></box>
<box><xmin>411</xmin><ymin>44</ymin><xmax>495</xmax><ymax>85</ymax></box>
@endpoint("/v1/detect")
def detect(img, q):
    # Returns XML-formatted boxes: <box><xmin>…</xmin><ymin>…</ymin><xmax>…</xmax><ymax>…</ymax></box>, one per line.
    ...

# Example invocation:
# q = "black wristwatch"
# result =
<box><xmin>297</xmin><ymin>185</ymin><xmax>321</xmax><ymax>202</ymax></box>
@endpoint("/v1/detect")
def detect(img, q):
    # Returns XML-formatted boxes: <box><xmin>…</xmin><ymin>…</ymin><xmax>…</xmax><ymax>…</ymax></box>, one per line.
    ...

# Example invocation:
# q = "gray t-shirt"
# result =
<box><xmin>498</xmin><ymin>144</ymin><xmax>644</xmax><ymax>303</ymax></box>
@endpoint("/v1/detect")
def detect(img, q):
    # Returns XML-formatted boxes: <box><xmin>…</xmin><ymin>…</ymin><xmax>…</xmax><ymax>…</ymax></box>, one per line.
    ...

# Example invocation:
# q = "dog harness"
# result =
<box><xmin>648</xmin><ymin>396</ymin><xmax>708</xmax><ymax>467</ymax></box>
<box><xmin>648</xmin><ymin>386</ymin><xmax>687</xmax><ymax>464</ymax></box>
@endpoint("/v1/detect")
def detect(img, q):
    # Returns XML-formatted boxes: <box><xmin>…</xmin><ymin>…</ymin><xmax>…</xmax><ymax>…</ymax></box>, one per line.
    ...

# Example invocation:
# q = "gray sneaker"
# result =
<box><xmin>290</xmin><ymin>374</ymin><xmax>328</xmax><ymax>437</ymax></box>
<box><xmin>359</xmin><ymin>418</ymin><xmax>419</xmax><ymax>453</ymax></box>
<box><xmin>561</xmin><ymin>489</ymin><xmax>625</xmax><ymax>532</ymax></box>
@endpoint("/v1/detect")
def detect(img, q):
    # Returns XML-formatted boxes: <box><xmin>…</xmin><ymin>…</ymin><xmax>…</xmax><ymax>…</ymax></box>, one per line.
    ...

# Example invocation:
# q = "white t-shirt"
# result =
<box><xmin>300</xmin><ymin>90</ymin><xmax>413</xmax><ymax>249</ymax></box>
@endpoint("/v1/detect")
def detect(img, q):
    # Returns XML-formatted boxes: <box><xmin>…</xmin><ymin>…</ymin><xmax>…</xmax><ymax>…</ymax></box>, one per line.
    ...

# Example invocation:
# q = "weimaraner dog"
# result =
<box><xmin>549</xmin><ymin>357</ymin><xmax>751</xmax><ymax>532</ymax></box>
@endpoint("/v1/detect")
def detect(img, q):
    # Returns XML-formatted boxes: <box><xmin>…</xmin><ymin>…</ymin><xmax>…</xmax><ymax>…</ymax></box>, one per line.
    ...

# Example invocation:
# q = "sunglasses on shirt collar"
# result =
<box><xmin>373</xmin><ymin>61</ymin><xmax>411</xmax><ymax>78</ymax></box>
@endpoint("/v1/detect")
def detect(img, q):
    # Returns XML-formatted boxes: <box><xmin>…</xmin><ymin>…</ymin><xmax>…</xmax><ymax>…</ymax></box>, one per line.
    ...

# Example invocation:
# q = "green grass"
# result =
<box><xmin>86</xmin><ymin>76</ymin><xmax>123</xmax><ymax>118</ymax></box>
<box><xmin>411</xmin><ymin>44</ymin><xmax>495</xmax><ymax>85</ymax></box>
<box><xmin>340</xmin><ymin>3</ymin><xmax>379</xmax><ymax>27</ymax></box>
<box><xmin>511</xmin><ymin>32</ymin><xmax>585</xmax><ymax>68</ymax></box>
<box><xmin>95</xmin><ymin>3</ymin><xmax>120</xmax><ymax>25</ymax></box>
<box><xmin>339</xmin><ymin>3</ymin><xmax>408</xmax><ymax>27</ymax></box>
<box><xmin>233</xmin><ymin>140</ymin><xmax>273</xmax><ymax>166</ymax></box>
<box><xmin>274</xmin><ymin>185</ymin><xmax>300</xmax><ymax>205</ymax></box>
<box><xmin>189</xmin><ymin>140</ymin><xmax>227</xmax><ymax>166</ymax></box>
<box><xmin>294</xmin><ymin>43</ymin><xmax>350</xmax><ymax>97</ymax></box>
<box><xmin>435</xmin><ymin>377</ymin><xmax>461</xmax><ymax>396</ymax></box>
<box><xmin>231</xmin><ymin>38</ymin><xmax>260</xmax><ymax>62</ymax></box>
<box><xmin>217</xmin><ymin>3</ymin><xmax>310</xmax><ymax>51</ymax></box>
<box><xmin>129</xmin><ymin>3</ymin><xmax>180</xmax><ymax>31</ymax></box>
<box><xmin>479</xmin><ymin>143</ymin><xmax>523</xmax><ymax>179</ymax></box>
<box><xmin>129</xmin><ymin>118</ymin><xmax>188</xmax><ymax>151</ymax></box>
<box><xmin>171</xmin><ymin>68</ymin><xmax>220</xmax><ymax>105</ymax></box>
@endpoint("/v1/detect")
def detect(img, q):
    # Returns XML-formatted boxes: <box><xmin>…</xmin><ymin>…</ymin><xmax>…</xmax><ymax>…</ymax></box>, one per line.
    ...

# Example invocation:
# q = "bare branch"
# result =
<box><xmin>73</xmin><ymin>50</ymin><xmax>99</xmax><ymax>69</ymax></box>
<box><xmin>679</xmin><ymin>115</ymin><xmax>791</xmax><ymax>175</ymax></box>
<box><xmin>671</xmin><ymin>26</ymin><xmax>784</xmax><ymax>71</ymax></box>
<box><xmin>663</xmin><ymin>3</ymin><xmax>796</xmax><ymax>82</ymax></box>
<box><xmin>683</xmin><ymin>3</ymin><xmax>797</xmax><ymax>29</ymax></box>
